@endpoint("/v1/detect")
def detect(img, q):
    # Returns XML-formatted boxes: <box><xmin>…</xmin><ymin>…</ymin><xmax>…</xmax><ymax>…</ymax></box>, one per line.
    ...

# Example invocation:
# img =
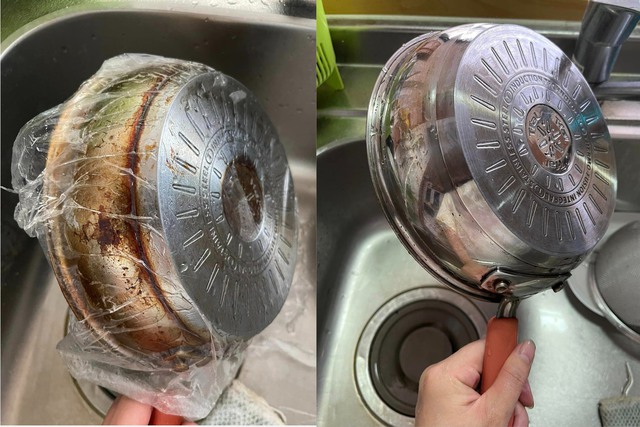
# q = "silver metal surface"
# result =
<box><xmin>589</xmin><ymin>221</ymin><xmax>640</xmax><ymax>343</ymax></box>
<box><xmin>496</xmin><ymin>298</ymin><xmax>520</xmax><ymax>318</ymax></box>
<box><xmin>567</xmin><ymin>212</ymin><xmax>640</xmax><ymax>316</ymax></box>
<box><xmin>574</xmin><ymin>0</ymin><xmax>640</xmax><ymax>84</ymax></box>
<box><xmin>318</xmin><ymin>16</ymin><xmax>640</xmax><ymax>427</ymax></box>
<box><xmin>623</xmin><ymin>362</ymin><xmax>634</xmax><ymax>396</ymax></box>
<box><xmin>593</xmin><ymin>81</ymin><xmax>640</xmax><ymax>99</ymax></box>
<box><xmin>480</xmin><ymin>269</ymin><xmax>570</xmax><ymax>295</ymax></box>
<box><xmin>1</xmin><ymin>5</ymin><xmax>316</xmax><ymax>425</ymax></box>
<box><xmin>367</xmin><ymin>24</ymin><xmax>616</xmax><ymax>302</ymax></box>
<box><xmin>73</xmin><ymin>379</ymin><xmax>116</xmax><ymax>417</ymax></box>
<box><xmin>590</xmin><ymin>268</ymin><xmax>640</xmax><ymax>345</ymax></box>
<box><xmin>317</xmin><ymin>139</ymin><xmax>640</xmax><ymax>427</ymax></box>
<box><xmin>494</xmin><ymin>280</ymin><xmax>510</xmax><ymax>294</ymax></box>
<box><xmin>0</xmin><ymin>0</ymin><xmax>315</xmax><ymax>40</ymax></box>
<box><xmin>158</xmin><ymin>72</ymin><xmax>297</xmax><ymax>339</ymax></box>
<box><xmin>354</xmin><ymin>287</ymin><xmax>486</xmax><ymax>426</ymax></box>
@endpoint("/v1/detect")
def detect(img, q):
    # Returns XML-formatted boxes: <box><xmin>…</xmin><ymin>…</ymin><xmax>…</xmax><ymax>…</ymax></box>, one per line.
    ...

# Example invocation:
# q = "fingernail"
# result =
<box><xmin>517</xmin><ymin>340</ymin><xmax>536</xmax><ymax>364</ymax></box>
<box><xmin>523</xmin><ymin>381</ymin><xmax>534</xmax><ymax>408</ymax></box>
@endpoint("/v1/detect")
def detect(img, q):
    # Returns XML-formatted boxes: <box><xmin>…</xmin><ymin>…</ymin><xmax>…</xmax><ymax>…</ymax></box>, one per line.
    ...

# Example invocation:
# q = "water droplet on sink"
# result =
<box><xmin>179</xmin><ymin>263</ymin><xmax>189</xmax><ymax>273</ymax></box>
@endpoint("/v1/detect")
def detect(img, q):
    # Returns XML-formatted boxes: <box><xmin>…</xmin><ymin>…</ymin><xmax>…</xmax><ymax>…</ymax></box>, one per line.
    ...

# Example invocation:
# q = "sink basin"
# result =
<box><xmin>1</xmin><ymin>5</ymin><xmax>316</xmax><ymax>425</ymax></box>
<box><xmin>318</xmin><ymin>139</ymin><xmax>640</xmax><ymax>427</ymax></box>
<box><xmin>318</xmin><ymin>15</ymin><xmax>640</xmax><ymax>427</ymax></box>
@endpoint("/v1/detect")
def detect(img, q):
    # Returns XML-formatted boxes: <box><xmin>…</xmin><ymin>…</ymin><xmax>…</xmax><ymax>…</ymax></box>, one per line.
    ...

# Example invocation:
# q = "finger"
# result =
<box><xmin>512</xmin><ymin>401</ymin><xmax>529</xmax><ymax>427</ymax></box>
<box><xmin>149</xmin><ymin>409</ymin><xmax>183</xmax><ymax>425</ymax></box>
<box><xmin>439</xmin><ymin>339</ymin><xmax>486</xmax><ymax>388</ymax></box>
<box><xmin>103</xmin><ymin>396</ymin><xmax>153</xmax><ymax>425</ymax></box>
<box><xmin>518</xmin><ymin>380</ymin><xmax>534</xmax><ymax>408</ymax></box>
<box><xmin>481</xmin><ymin>340</ymin><xmax>535</xmax><ymax>423</ymax></box>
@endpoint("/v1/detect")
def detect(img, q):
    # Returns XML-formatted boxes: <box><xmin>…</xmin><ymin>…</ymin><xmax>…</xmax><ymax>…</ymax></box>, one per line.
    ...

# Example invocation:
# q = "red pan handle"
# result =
<box><xmin>481</xmin><ymin>316</ymin><xmax>518</xmax><ymax>427</ymax></box>
<box><xmin>150</xmin><ymin>408</ymin><xmax>183</xmax><ymax>425</ymax></box>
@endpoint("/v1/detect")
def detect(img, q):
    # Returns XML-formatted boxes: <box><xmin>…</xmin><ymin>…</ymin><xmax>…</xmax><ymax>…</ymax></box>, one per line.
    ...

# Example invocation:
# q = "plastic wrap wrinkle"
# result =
<box><xmin>237</xmin><ymin>175</ymin><xmax>316</xmax><ymax>424</ymax></box>
<box><xmin>10</xmin><ymin>53</ymin><xmax>299</xmax><ymax>420</ymax></box>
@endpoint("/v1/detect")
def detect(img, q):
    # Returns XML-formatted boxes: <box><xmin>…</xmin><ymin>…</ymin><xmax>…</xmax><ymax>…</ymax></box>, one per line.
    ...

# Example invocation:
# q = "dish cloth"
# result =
<box><xmin>200</xmin><ymin>380</ymin><xmax>285</xmax><ymax>425</ymax></box>
<box><xmin>599</xmin><ymin>396</ymin><xmax>640</xmax><ymax>427</ymax></box>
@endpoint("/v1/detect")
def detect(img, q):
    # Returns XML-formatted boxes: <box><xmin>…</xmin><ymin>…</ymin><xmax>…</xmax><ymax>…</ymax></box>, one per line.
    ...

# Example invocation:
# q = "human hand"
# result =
<box><xmin>415</xmin><ymin>339</ymin><xmax>535</xmax><ymax>427</ymax></box>
<box><xmin>103</xmin><ymin>396</ymin><xmax>196</xmax><ymax>425</ymax></box>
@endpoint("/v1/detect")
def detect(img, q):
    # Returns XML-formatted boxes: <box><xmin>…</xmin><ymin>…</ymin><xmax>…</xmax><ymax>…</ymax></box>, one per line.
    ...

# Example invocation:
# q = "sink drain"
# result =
<box><xmin>370</xmin><ymin>299</ymin><xmax>479</xmax><ymax>416</ymax></box>
<box><xmin>355</xmin><ymin>287</ymin><xmax>486</xmax><ymax>426</ymax></box>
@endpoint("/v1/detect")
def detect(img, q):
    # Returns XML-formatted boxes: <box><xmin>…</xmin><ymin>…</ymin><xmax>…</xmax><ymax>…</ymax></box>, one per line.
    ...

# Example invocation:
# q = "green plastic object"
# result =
<box><xmin>316</xmin><ymin>0</ymin><xmax>343</xmax><ymax>90</ymax></box>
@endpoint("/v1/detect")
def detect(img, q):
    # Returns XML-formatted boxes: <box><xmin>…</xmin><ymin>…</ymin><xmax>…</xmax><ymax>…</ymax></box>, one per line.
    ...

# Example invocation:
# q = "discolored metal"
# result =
<box><xmin>43</xmin><ymin>57</ymin><xmax>297</xmax><ymax>367</ymax></box>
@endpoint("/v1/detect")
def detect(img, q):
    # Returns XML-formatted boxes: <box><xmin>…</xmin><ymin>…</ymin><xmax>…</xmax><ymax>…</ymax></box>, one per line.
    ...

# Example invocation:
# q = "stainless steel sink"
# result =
<box><xmin>318</xmin><ymin>15</ymin><xmax>640</xmax><ymax>427</ymax></box>
<box><xmin>1</xmin><ymin>4</ymin><xmax>316</xmax><ymax>424</ymax></box>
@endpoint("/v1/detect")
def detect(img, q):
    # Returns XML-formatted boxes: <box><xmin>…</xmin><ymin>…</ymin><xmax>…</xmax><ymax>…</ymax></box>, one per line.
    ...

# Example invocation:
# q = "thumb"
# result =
<box><xmin>481</xmin><ymin>340</ymin><xmax>536</xmax><ymax>424</ymax></box>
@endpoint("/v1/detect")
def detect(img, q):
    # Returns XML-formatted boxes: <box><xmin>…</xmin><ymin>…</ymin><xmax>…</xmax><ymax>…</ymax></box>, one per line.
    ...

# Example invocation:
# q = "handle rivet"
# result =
<box><xmin>494</xmin><ymin>280</ymin><xmax>510</xmax><ymax>294</ymax></box>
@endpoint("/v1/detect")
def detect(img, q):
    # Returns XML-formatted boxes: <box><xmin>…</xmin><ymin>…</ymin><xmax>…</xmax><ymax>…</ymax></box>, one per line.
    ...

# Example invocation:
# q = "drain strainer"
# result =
<box><xmin>370</xmin><ymin>300</ymin><xmax>479</xmax><ymax>416</ymax></box>
<box><xmin>355</xmin><ymin>287</ymin><xmax>487</xmax><ymax>426</ymax></box>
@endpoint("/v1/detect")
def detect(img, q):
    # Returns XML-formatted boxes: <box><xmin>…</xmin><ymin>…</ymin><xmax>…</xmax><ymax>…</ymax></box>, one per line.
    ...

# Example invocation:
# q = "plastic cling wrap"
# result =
<box><xmin>11</xmin><ymin>54</ymin><xmax>298</xmax><ymax>419</ymax></box>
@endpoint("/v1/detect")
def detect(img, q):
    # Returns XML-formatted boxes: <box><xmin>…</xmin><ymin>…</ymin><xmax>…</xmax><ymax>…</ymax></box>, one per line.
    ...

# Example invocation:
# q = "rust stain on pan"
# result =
<box><xmin>126</xmin><ymin>72</ymin><xmax>207</xmax><ymax>347</ymax></box>
<box><xmin>44</xmin><ymin>66</ymin><xmax>210</xmax><ymax>368</ymax></box>
<box><xmin>96</xmin><ymin>212</ymin><xmax>121</xmax><ymax>248</ymax></box>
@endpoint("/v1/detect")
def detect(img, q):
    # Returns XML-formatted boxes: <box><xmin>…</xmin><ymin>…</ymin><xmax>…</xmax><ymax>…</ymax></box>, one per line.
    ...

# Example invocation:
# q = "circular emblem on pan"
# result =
<box><xmin>525</xmin><ymin>104</ymin><xmax>572</xmax><ymax>174</ymax></box>
<box><xmin>454</xmin><ymin>25</ymin><xmax>616</xmax><ymax>256</ymax></box>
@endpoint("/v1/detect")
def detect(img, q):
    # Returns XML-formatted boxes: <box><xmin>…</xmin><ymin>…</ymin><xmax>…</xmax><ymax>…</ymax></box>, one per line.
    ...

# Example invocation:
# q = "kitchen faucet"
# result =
<box><xmin>574</xmin><ymin>0</ymin><xmax>640</xmax><ymax>97</ymax></box>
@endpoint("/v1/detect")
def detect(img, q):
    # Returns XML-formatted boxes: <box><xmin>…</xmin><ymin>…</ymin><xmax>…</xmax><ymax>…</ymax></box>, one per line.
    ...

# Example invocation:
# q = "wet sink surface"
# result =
<box><xmin>318</xmin><ymin>139</ymin><xmax>640</xmax><ymax>426</ymax></box>
<box><xmin>1</xmin><ymin>5</ymin><xmax>316</xmax><ymax>425</ymax></box>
